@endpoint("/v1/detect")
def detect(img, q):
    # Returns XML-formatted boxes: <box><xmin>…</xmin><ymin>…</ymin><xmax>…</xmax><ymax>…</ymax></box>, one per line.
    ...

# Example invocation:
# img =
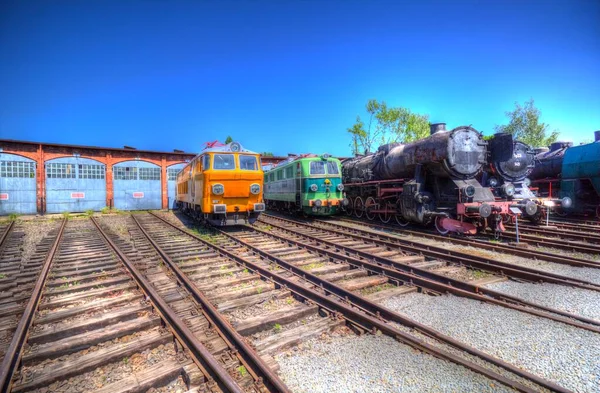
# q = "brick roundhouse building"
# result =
<box><xmin>0</xmin><ymin>139</ymin><xmax>286</xmax><ymax>215</ymax></box>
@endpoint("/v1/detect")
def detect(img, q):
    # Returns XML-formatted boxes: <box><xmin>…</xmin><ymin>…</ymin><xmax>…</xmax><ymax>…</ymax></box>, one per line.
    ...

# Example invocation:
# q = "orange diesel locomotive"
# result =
<box><xmin>176</xmin><ymin>141</ymin><xmax>265</xmax><ymax>225</ymax></box>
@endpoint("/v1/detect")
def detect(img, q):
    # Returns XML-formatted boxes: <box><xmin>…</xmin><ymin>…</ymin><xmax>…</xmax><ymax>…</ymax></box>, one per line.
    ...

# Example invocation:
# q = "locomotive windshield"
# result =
<box><xmin>310</xmin><ymin>161</ymin><xmax>325</xmax><ymax>174</ymax></box>
<box><xmin>239</xmin><ymin>155</ymin><xmax>258</xmax><ymax>170</ymax></box>
<box><xmin>310</xmin><ymin>160</ymin><xmax>340</xmax><ymax>175</ymax></box>
<box><xmin>327</xmin><ymin>161</ymin><xmax>339</xmax><ymax>175</ymax></box>
<box><xmin>214</xmin><ymin>154</ymin><xmax>235</xmax><ymax>170</ymax></box>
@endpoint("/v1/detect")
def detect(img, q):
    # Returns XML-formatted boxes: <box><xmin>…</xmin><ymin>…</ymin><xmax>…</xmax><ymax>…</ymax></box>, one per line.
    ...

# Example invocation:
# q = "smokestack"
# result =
<box><xmin>595</xmin><ymin>131</ymin><xmax>600</xmax><ymax>142</ymax></box>
<box><xmin>430</xmin><ymin>123</ymin><xmax>446</xmax><ymax>135</ymax></box>
<box><xmin>549</xmin><ymin>141</ymin><xmax>572</xmax><ymax>152</ymax></box>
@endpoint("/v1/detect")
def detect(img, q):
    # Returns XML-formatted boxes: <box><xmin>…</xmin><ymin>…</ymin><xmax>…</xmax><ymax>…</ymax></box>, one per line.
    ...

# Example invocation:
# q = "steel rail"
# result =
<box><xmin>90</xmin><ymin>217</ymin><xmax>245</xmax><ymax>393</ymax></box>
<box><xmin>0</xmin><ymin>220</ymin><xmax>15</xmax><ymax>254</ymax></box>
<box><xmin>248</xmin><ymin>220</ymin><xmax>600</xmax><ymax>332</ymax></box>
<box><xmin>330</xmin><ymin>216</ymin><xmax>599</xmax><ymax>268</ymax></box>
<box><xmin>497</xmin><ymin>230</ymin><xmax>600</xmax><ymax>254</ymax></box>
<box><xmin>130</xmin><ymin>214</ymin><xmax>291</xmax><ymax>393</ymax></box>
<box><xmin>262</xmin><ymin>214</ymin><xmax>600</xmax><ymax>290</ymax></box>
<box><xmin>506</xmin><ymin>223</ymin><xmax>600</xmax><ymax>242</ymax></box>
<box><xmin>0</xmin><ymin>219</ymin><xmax>66</xmax><ymax>393</ymax></box>
<box><xmin>149</xmin><ymin>212</ymin><xmax>569</xmax><ymax>393</ymax></box>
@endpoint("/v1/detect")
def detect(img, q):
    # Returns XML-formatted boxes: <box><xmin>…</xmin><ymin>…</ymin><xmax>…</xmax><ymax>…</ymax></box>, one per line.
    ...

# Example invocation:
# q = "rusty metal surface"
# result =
<box><xmin>300</xmin><ymin>215</ymin><xmax>600</xmax><ymax>289</ymax></box>
<box><xmin>147</xmin><ymin>214</ymin><xmax>558</xmax><ymax>393</ymax></box>
<box><xmin>0</xmin><ymin>220</ymin><xmax>15</xmax><ymax>254</ymax></box>
<box><xmin>90</xmin><ymin>217</ymin><xmax>245</xmax><ymax>393</ymax></box>
<box><xmin>131</xmin><ymin>214</ymin><xmax>291</xmax><ymax>393</ymax></box>
<box><xmin>336</xmin><ymin>216</ymin><xmax>600</xmax><ymax>268</ymax></box>
<box><xmin>0</xmin><ymin>218</ymin><xmax>66</xmax><ymax>392</ymax></box>
<box><xmin>253</xmin><ymin>217</ymin><xmax>600</xmax><ymax>332</ymax></box>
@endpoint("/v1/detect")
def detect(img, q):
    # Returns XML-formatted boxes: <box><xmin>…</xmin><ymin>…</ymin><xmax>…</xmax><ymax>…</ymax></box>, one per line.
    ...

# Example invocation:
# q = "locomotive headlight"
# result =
<box><xmin>561</xmin><ymin>197</ymin><xmax>573</xmax><ymax>208</ymax></box>
<box><xmin>310</xmin><ymin>184</ymin><xmax>318</xmax><ymax>192</ymax></box>
<box><xmin>488</xmin><ymin>177</ymin><xmax>499</xmax><ymax>187</ymax></box>
<box><xmin>250</xmin><ymin>183</ymin><xmax>261</xmax><ymax>195</ymax></box>
<box><xmin>230</xmin><ymin>142</ymin><xmax>241</xmax><ymax>152</ymax></box>
<box><xmin>337</xmin><ymin>184</ymin><xmax>344</xmax><ymax>191</ymax></box>
<box><xmin>212</xmin><ymin>183</ymin><xmax>225</xmax><ymax>195</ymax></box>
<box><xmin>502</xmin><ymin>183</ymin><xmax>516</xmax><ymax>197</ymax></box>
<box><xmin>523</xmin><ymin>178</ymin><xmax>532</xmax><ymax>187</ymax></box>
<box><xmin>314</xmin><ymin>199</ymin><xmax>322</xmax><ymax>207</ymax></box>
<box><xmin>462</xmin><ymin>185</ymin><xmax>476</xmax><ymax>198</ymax></box>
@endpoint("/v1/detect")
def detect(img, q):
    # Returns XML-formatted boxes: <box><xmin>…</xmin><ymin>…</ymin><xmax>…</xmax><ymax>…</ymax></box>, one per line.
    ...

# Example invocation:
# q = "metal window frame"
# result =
<box><xmin>114</xmin><ymin>166</ymin><xmax>138</xmax><ymax>180</ymax></box>
<box><xmin>0</xmin><ymin>161</ymin><xmax>36</xmax><ymax>178</ymax></box>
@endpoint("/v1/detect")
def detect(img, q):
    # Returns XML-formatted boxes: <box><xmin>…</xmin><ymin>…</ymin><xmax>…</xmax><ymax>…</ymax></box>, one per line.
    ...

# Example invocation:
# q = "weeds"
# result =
<box><xmin>0</xmin><ymin>274</ymin><xmax>6</xmax><ymax>279</ymax></box>
<box><xmin>256</xmin><ymin>287</ymin><xmax>263</xmax><ymax>294</ymax></box>
<box><xmin>471</xmin><ymin>270</ymin><xmax>490</xmax><ymax>279</ymax></box>
<box><xmin>301</xmin><ymin>262</ymin><xmax>324</xmax><ymax>271</ymax></box>
<box><xmin>85</xmin><ymin>209</ymin><xmax>94</xmax><ymax>217</ymax></box>
<box><xmin>273</xmin><ymin>323</ymin><xmax>282</xmax><ymax>333</ymax></box>
<box><xmin>8</xmin><ymin>213</ymin><xmax>19</xmax><ymax>222</ymax></box>
<box><xmin>101</xmin><ymin>207</ymin><xmax>110</xmax><ymax>214</ymax></box>
<box><xmin>62</xmin><ymin>212</ymin><xmax>71</xmax><ymax>220</ymax></box>
<box><xmin>237</xmin><ymin>366</ymin><xmax>247</xmax><ymax>378</ymax></box>
<box><xmin>122</xmin><ymin>357</ymin><xmax>129</xmax><ymax>364</ymax></box>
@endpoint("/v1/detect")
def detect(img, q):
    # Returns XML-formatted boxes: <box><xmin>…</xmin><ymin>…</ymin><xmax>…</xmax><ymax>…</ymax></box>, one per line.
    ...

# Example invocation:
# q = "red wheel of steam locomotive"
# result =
<box><xmin>435</xmin><ymin>216</ymin><xmax>450</xmax><ymax>235</ymax></box>
<box><xmin>354</xmin><ymin>196</ymin><xmax>365</xmax><ymax>218</ymax></box>
<box><xmin>345</xmin><ymin>197</ymin><xmax>354</xmax><ymax>216</ymax></box>
<box><xmin>379</xmin><ymin>202</ymin><xmax>393</xmax><ymax>223</ymax></box>
<box><xmin>394</xmin><ymin>214</ymin><xmax>409</xmax><ymax>227</ymax></box>
<box><xmin>365</xmin><ymin>197</ymin><xmax>377</xmax><ymax>221</ymax></box>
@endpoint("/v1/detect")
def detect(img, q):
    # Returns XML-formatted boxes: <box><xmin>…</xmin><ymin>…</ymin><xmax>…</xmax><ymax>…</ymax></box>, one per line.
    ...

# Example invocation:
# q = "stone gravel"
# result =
<box><xmin>275</xmin><ymin>333</ymin><xmax>516</xmax><ymax>393</ymax></box>
<box><xmin>486</xmin><ymin>281</ymin><xmax>600</xmax><ymax>321</ymax></box>
<box><xmin>381</xmin><ymin>293</ymin><xmax>600</xmax><ymax>393</ymax></box>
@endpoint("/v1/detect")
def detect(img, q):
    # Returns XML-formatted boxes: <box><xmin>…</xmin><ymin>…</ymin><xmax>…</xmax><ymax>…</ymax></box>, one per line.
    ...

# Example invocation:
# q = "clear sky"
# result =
<box><xmin>1</xmin><ymin>0</ymin><xmax>598</xmax><ymax>156</ymax></box>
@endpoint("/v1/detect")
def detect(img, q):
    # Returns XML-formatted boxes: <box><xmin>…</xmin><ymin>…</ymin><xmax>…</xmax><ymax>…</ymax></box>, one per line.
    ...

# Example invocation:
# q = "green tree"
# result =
<box><xmin>261</xmin><ymin>152</ymin><xmax>274</xmax><ymax>157</ymax></box>
<box><xmin>347</xmin><ymin>99</ymin><xmax>430</xmax><ymax>155</ymax></box>
<box><xmin>224</xmin><ymin>136</ymin><xmax>234</xmax><ymax>144</ymax></box>
<box><xmin>494</xmin><ymin>99</ymin><xmax>559</xmax><ymax>147</ymax></box>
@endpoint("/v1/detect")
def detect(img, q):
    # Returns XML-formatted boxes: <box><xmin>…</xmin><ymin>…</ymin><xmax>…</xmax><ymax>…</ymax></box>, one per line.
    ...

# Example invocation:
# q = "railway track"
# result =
<box><xmin>0</xmin><ymin>218</ymin><xmax>286</xmax><ymax>393</ymax></box>
<box><xmin>148</xmin><ymin>210</ymin><xmax>587</xmax><ymax>393</ymax></box>
<box><xmin>495</xmin><ymin>225</ymin><xmax>600</xmax><ymax>255</ymax></box>
<box><xmin>326</xmin><ymin>215</ymin><xmax>599</xmax><ymax>269</ymax></box>
<box><xmin>0</xmin><ymin>220</ymin><xmax>62</xmax><ymax>366</ymax></box>
<box><xmin>549</xmin><ymin>217</ymin><xmax>600</xmax><ymax>229</ymax></box>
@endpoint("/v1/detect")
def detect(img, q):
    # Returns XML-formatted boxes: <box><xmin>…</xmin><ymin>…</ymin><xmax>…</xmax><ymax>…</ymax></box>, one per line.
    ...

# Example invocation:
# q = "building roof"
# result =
<box><xmin>0</xmin><ymin>139</ymin><xmax>196</xmax><ymax>156</ymax></box>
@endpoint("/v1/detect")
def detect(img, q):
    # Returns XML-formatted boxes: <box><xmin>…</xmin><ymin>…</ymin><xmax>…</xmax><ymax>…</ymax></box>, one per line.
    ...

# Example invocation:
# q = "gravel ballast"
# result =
<box><xmin>381</xmin><ymin>293</ymin><xmax>600</xmax><ymax>393</ymax></box>
<box><xmin>275</xmin><ymin>334</ymin><xmax>516</xmax><ymax>393</ymax></box>
<box><xmin>485</xmin><ymin>281</ymin><xmax>600</xmax><ymax>321</ymax></box>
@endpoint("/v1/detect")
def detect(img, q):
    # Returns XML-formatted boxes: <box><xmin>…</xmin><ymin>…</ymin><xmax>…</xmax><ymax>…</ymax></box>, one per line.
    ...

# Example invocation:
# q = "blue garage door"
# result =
<box><xmin>113</xmin><ymin>161</ymin><xmax>161</xmax><ymax>210</ymax></box>
<box><xmin>46</xmin><ymin>157</ymin><xmax>107</xmax><ymax>213</ymax></box>
<box><xmin>167</xmin><ymin>163</ymin><xmax>185</xmax><ymax>209</ymax></box>
<box><xmin>0</xmin><ymin>153</ymin><xmax>37</xmax><ymax>215</ymax></box>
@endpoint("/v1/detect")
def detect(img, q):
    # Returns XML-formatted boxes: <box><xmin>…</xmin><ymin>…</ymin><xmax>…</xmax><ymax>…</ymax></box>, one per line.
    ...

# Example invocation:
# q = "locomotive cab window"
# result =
<box><xmin>214</xmin><ymin>154</ymin><xmax>235</xmax><ymax>170</ymax></box>
<box><xmin>239</xmin><ymin>155</ymin><xmax>258</xmax><ymax>170</ymax></box>
<box><xmin>202</xmin><ymin>155</ymin><xmax>210</xmax><ymax>170</ymax></box>
<box><xmin>310</xmin><ymin>161</ymin><xmax>325</xmax><ymax>175</ymax></box>
<box><xmin>326</xmin><ymin>161</ymin><xmax>339</xmax><ymax>175</ymax></box>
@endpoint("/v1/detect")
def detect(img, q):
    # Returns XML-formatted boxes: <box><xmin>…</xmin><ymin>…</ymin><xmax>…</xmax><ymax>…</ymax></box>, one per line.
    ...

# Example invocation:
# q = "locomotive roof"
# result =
<box><xmin>273</xmin><ymin>153</ymin><xmax>337</xmax><ymax>168</ymax></box>
<box><xmin>199</xmin><ymin>142</ymin><xmax>258</xmax><ymax>155</ymax></box>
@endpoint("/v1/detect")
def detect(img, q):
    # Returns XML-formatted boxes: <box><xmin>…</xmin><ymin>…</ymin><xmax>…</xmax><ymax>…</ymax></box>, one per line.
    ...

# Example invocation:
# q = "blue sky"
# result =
<box><xmin>1</xmin><ymin>0</ymin><xmax>598</xmax><ymax>156</ymax></box>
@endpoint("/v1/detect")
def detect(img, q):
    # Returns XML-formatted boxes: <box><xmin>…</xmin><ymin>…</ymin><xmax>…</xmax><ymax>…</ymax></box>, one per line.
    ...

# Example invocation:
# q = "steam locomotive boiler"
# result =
<box><xmin>342</xmin><ymin>123</ymin><xmax>518</xmax><ymax>235</ymax></box>
<box><xmin>482</xmin><ymin>138</ymin><xmax>541</xmax><ymax>222</ymax></box>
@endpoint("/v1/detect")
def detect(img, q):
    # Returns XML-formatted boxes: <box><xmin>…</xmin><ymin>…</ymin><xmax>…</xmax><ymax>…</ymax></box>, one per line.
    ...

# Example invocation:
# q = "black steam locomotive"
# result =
<box><xmin>341</xmin><ymin>124</ymin><xmax>528</xmax><ymax>235</ymax></box>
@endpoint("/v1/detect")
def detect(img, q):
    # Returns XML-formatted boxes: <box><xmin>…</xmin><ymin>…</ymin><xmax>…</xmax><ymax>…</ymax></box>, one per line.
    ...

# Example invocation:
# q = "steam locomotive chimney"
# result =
<box><xmin>550</xmin><ymin>141</ymin><xmax>572</xmax><ymax>152</ymax></box>
<box><xmin>430</xmin><ymin>123</ymin><xmax>447</xmax><ymax>135</ymax></box>
<box><xmin>595</xmin><ymin>130</ymin><xmax>600</xmax><ymax>142</ymax></box>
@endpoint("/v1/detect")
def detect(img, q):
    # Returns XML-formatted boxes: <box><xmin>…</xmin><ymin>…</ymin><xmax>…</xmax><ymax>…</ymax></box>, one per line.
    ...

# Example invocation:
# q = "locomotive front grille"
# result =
<box><xmin>213</xmin><ymin>204</ymin><xmax>227</xmax><ymax>213</ymax></box>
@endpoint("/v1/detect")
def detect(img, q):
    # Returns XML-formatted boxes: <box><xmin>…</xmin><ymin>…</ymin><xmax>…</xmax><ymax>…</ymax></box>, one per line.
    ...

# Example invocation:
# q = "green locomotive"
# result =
<box><xmin>264</xmin><ymin>154</ymin><xmax>348</xmax><ymax>216</ymax></box>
